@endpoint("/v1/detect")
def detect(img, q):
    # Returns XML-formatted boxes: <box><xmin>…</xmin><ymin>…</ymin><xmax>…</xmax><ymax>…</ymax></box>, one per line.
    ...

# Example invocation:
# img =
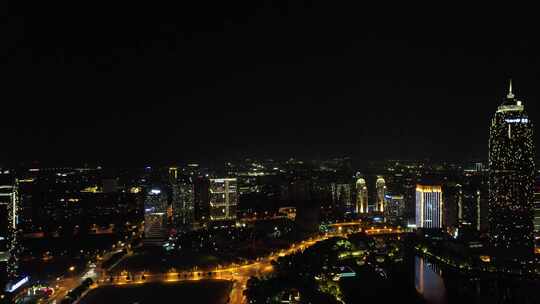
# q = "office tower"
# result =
<box><xmin>171</xmin><ymin>176</ymin><xmax>194</xmax><ymax>227</ymax></box>
<box><xmin>488</xmin><ymin>81</ymin><xmax>535</xmax><ymax>258</ymax></box>
<box><xmin>415</xmin><ymin>185</ymin><xmax>443</xmax><ymax>228</ymax></box>
<box><xmin>331</xmin><ymin>183</ymin><xmax>352</xmax><ymax>214</ymax></box>
<box><xmin>475</xmin><ymin>190</ymin><xmax>481</xmax><ymax>231</ymax></box>
<box><xmin>143</xmin><ymin>188</ymin><xmax>168</xmax><ymax>245</ymax></box>
<box><xmin>355</xmin><ymin>178</ymin><xmax>368</xmax><ymax>213</ymax></box>
<box><xmin>443</xmin><ymin>184</ymin><xmax>461</xmax><ymax>230</ymax></box>
<box><xmin>209</xmin><ymin>178</ymin><xmax>238</xmax><ymax>221</ymax></box>
<box><xmin>16</xmin><ymin>178</ymin><xmax>35</xmax><ymax>234</ymax></box>
<box><xmin>457</xmin><ymin>185</ymin><xmax>463</xmax><ymax>223</ymax></box>
<box><xmin>0</xmin><ymin>173</ymin><xmax>19</xmax><ymax>290</ymax></box>
<box><xmin>385</xmin><ymin>195</ymin><xmax>405</xmax><ymax>224</ymax></box>
<box><xmin>455</xmin><ymin>184</ymin><xmax>483</xmax><ymax>231</ymax></box>
<box><xmin>534</xmin><ymin>178</ymin><xmax>540</xmax><ymax>234</ymax></box>
<box><xmin>169</xmin><ymin>167</ymin><xmax>195</xmax><ymax>226</ymax></box>
<box><xmin>194</xmin><ymin>177</ymin><xmax>210</xmax><ymax>222</ymax></box>
<box><xmin>376</xmin><ymin>177</ymin><xmax>386</xmax><ymax>212</ymax></box>
<box><xmin>169</xmin><ymin>167</ymin><xmax>179</xmax><ymax>180</ymax></box>
<box><xmin>144</xmin><ymin>188</ymin><xmax>168</xmax><ymax>214</ymax></box>
<box><xmin>288</xmin><ymin>178</ymin><xmax>321</xmax><ymax>234</ymax></box>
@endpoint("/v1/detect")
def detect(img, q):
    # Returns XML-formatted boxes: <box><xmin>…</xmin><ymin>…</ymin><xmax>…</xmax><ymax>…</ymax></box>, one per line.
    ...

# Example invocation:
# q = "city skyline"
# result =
<box><xmin>4</xmin><ymin>2</ymin><xmax>540</xmax><ymax>303</ymax></box>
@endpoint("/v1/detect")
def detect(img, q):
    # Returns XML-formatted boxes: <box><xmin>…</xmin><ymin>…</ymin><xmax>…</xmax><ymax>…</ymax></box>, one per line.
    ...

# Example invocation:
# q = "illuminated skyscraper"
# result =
<box><xmin>143</xmin><ymin>188</ymin><xmax>168</xmax><ymax>245</ymax></box>
<box><xmin>488</xmin><ymin>81</ymin><xmax>535</xmax><ymax>258</ymax></box>
<box><xmin>209</xmin><ymin>178</ymin><xmax>238</xmax><ymax>221</ymax></box>
<box><xmin>376</xmin><ymin>177</ymin><xmax>386</xmax><ymax>212</ymax></box>
<box><xmin>416</xmin><ymin>185</ymin><xmax>443</xmax><ymax>228</ymax></box>
<box><xmin>169</xmin><ymin>168</ymin><xmax>194</xmax><ymax>228</ymax></box>
<box><xmin>355</xmin><ymin>178</ymin><xmax>368</xmax><ymax>213</ymax></box>
<box><xmin>0</xmin><ymin>173</ymin><xmax>19</xmax><ymax>290</ymax></box>
<box><xmin>171</xmin><ymin>179</ymin><xmax>194</xmax><ymax>227</ymax></box>
<box><xmin>534</xmin><ymin>178</ymin><xmax>540</xmax><ymax>234</ymax></box>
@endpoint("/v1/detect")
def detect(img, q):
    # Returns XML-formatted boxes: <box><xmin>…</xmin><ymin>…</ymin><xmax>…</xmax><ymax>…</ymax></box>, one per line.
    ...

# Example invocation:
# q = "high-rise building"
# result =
<box><xmin>171</xmin><ymin>176</ymin><xmax>194</xmax><ymax>227</ymax></box>
<box><xmin>143</xmin><ymin>188</ymin><xmax>168</xmax><ymax>245</ymax></box>
<box><xmin>288</xmin><ymin>178</ymin><xmax>322</xmax><ymax>234</ymax></box>
<box><xmin>415</xmin><ymin>185</ymin><xmax>443</xmax><ymax>228</ymax></box>
<box><xmin>144</xmin><ymin>188</ymin><xmax>168</xmax><ymax>214</ymax></box>
<box><xmin>194</xmin><ymin>177</ymin><xmax>210</xmax><ymax>222</ymax></box>
<box><xmin>455</xmin><ymin>184</ymin><xmax>483</xmax><ymax>231</ymax></box>
<box><xmin>209</xmin><ymin>178</ymin><xmax>238</xmax><ymax>221</ymax></box>
<box><xmin>331</xmin><ymin>183</ymin><xmax>352</xmax><ymax>214</ymax></box>
<box><xmin>385</xmin><ymin>194</ymin><xmax>405</xmax><ymax>224</ymax></box>
<box><xmin>16</xmin><ymin>178</ymin><xmax>35</xmax><ymax>234</ymax></box>
<box><xmin>534</xmin><ymin>178</ymin><xmax>540</xmax><ymax>234</ymax></box>
<box><xmin>376</xmin><ymin>177</ymin><xmax>386</xmax><ymax>212</ymax></box>
<box><xmin>0</xmin><ymin>173</ymin><xmax>19</xmax><ymax>290</ymax></box>
<box><xmin>488</xmin><ymin>81</ymin><xmax>535</xmax><ymax>258</ymax></box>
<box><xmin>355</xmin><ymin>178</ymin><xmax>368</xmax><ymax>213</ymax></box>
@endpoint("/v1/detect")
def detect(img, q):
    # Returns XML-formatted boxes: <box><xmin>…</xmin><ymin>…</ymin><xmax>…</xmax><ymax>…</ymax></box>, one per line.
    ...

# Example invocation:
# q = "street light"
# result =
<box><xmin>69</xmin><ymin>266</ymin><xmax>75</xmax><ymax>272</ymax></box>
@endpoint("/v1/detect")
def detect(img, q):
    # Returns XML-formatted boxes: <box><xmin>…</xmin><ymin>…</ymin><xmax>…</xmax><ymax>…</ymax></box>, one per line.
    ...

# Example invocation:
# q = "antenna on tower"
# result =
<box><xmin>507</xmin><ymin>78</ymin><xmax>515</xmax><ymax>99</ymax></box>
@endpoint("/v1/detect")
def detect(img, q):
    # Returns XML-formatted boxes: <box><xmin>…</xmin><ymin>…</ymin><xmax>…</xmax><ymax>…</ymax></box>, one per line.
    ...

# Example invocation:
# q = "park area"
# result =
<box><xmin>79</xmin><ymin>280</ymin><xmax>232</xmax><ymax>304</ymax></box>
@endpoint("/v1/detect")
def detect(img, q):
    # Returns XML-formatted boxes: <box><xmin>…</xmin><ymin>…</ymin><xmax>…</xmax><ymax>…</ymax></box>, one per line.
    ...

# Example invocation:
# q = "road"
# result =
<box><xmin>65</xmin><ymin>222</ymin><xmax>405</xmax><ymax>304</ymax></box>
<box><xmin>90</xmin><ymin>234</ymin><xmax>332</xmax><ymax>304</ymax></box>
<box><xmin>42</xmin><ymin>224</ymin><xmax>143</xmax><ymax>304</ymax></box>
<box><xmin>43</xmin><ymin>277</ymin><xmax>80</xmax><ymax>304</ymax></box>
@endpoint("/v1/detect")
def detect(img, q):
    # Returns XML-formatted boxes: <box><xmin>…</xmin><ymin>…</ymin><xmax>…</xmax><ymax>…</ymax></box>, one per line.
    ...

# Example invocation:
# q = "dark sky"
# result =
<box><xmin>3</xmin><ymin>2</ymin><xmax>540</xmax><ymax>166</ymax></box>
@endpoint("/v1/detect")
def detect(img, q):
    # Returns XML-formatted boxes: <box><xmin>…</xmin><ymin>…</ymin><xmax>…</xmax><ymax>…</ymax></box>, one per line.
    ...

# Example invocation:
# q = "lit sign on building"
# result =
<box><xmin>6</xmin><ymin>276</ymin><xmax>29</xmax><ymax>293</ymax></box>
<box><xmin>505</xmin><ymin>118</ymin><xmax>529</xmax><ymax>123</ymax></box>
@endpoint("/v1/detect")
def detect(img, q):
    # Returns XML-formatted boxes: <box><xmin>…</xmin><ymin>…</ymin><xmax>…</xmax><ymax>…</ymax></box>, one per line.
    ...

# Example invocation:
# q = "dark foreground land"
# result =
<box><xmin>79</xmin><ymin>280</ymin><xmax>232</xmax><ymax>304</ymax></box>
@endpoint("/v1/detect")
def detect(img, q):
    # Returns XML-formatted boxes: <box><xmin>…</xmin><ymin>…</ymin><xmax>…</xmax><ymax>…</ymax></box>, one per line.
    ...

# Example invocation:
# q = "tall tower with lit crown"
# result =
<box><xmin>376</xmin><ymin>177</ymin><xmax>386</xmax><ymax>212</ymax></box>
<box><xmin>488</xmin><ymin>80</ymin><xmax>535</xmax><ymax>259</ymax></box>
<box><xmin>355</xmin><ymin>178</ymin><xmax>368</xmax><ymax>213</ymax></box>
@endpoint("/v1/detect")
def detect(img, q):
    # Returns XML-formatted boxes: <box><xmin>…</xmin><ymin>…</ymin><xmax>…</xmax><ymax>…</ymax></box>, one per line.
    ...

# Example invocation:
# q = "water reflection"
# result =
<box><xmin>413</xmin><ymin>255</ymin><xmax>540</xmax><ymax>304</ymax></box>
<box><xmin>415</xmin><ymin>256</ymin><xmax>447</xmax><ymax>304</ymax></box>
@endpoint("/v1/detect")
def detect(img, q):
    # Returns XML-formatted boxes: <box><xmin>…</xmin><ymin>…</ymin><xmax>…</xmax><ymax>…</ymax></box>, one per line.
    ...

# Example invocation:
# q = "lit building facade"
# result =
<box><xmin>488</xmin><ymin>81</ymin><xmax>535</xmax><ymax>257</ymax></box>
<box><xmin>0</xmin><ymin>173</ymin><xmax>19</xmax><ymax>290</ymax></box>
<box><xmin>415</xmin><ymin>185</ymin><xmax>443</xmax><ymax>228</ymax></box>
<box><xmin>143</xmin><ymin>188</ymin><xmax>168</xmax><ymax>243</ymax></box>
<box><xmin>209</xmin><ymin>178</ymin><xmax>238</xmax><ymax>221</ymax></box>
<box><xmin>144</xmin><ymin>188</ymin><xmax>168</xmax><ymax>214</ymax></box>
<box><xmin>355</xmin><ymin>178</ymin><xmax>368</xmax><ymax>213</ymax></box>
<box><xmin>376</xmin><ymin>177</ymin><xmax>386</xmax><ymax>212</ymax></box>
<box><xmin>171</xmin><ymin>177</ymin><xmax>195</xmax><ymax>227</ymax></box>
<box><xmin>385</xmin><ymin>194</ymin><xmax>405</xmax><ymax>224</ymax></box>
<box><xmin>534</xmin><ymin>178</ymin><xmax>540</xmax><ymax>234</ymax></box>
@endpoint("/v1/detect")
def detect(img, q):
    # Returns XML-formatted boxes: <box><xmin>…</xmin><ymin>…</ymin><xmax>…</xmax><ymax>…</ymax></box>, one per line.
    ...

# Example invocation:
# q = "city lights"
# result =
<box><xmin>3</xmin><ymin>2</ymin><xmax>540</xmax><ymax>302</ymax></box>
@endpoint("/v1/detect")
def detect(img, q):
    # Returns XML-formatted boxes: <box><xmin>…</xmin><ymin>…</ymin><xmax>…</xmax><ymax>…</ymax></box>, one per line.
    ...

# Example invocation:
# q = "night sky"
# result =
<box><xmin>3</xmin><ymin>2</ymin><xmax>539</xmax><ymax>166</ymax></box>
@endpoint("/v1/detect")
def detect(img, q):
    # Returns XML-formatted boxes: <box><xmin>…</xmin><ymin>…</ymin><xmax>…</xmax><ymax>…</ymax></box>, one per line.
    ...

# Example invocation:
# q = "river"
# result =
<box><xmin>414</xmin><ymin>256</ymin><xmax>540</xmax><ymax>304</ymax></box>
